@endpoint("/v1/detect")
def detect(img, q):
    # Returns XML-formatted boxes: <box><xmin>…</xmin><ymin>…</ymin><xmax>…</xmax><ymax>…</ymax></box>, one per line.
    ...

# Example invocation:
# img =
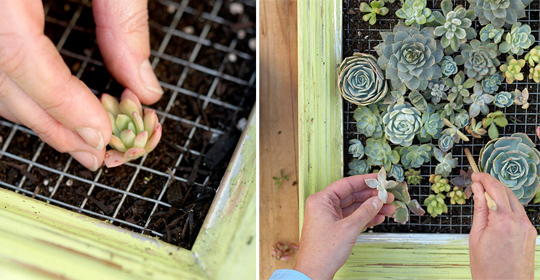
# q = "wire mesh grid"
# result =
<box><xmin>0</xmin><ymin>0</ymin><xmax>255</xmax><ymax>247</ymax></box>
<box><xmin>343</xmin><ymin>0</ymin><xmax>540</xmax><ymax>233</ymax></box>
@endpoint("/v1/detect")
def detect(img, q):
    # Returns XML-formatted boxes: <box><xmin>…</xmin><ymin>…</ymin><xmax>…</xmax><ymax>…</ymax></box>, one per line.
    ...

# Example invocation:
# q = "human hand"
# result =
<box><xmin>294</xmin><ymin>173</ymin><xmax>396</xmax><ymax>280</ymax></box>
<box><xmin>0</xmin><ymin>0</ymin><xmax>162</xmax><ymax>171</ymax></box>
<box><xmin>469</xmin><ymin>173</ymin><xmax>537</xmax><ymax>280</ymax></box>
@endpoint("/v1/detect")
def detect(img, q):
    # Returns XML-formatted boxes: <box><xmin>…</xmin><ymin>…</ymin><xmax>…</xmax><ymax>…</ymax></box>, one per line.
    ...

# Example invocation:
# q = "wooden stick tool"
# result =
<box><xmin>464</xmin><ymin>148</ymin><xmax>497</xmax><ymax>211</ymax></box>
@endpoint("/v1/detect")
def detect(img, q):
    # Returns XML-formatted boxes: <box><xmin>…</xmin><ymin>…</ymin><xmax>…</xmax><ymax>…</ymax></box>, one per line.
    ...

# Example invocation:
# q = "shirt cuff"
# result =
<box><xmin>269</xmin><ymin>269</ymin><xmax>312</xmax><ymax>280</ymax></box>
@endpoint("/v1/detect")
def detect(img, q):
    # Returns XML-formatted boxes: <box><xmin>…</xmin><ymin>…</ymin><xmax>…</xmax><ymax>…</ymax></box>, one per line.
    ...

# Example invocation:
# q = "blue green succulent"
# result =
<box><xmin>383</xmin><ymin>103</ymin><xmax>422</xmax><ymax>147</ymax></box>
<box><xmin>348</xmin><ymin>159</ymin><xmax>371</xmax><ymax>176</ymax></box>
<box><xmin>481</xmin><ymin>73</ymin><xmax>504</xmax><ymax>94</ymax></box>
<box><xmin>431</xmin><ymin>0</ymin><xmax>476</xmax><ymax>54</ymax></box>
<box><xmin>434</xmin><ymin>148</ymin><xmax>458</xmax><ymax>178</ymax></box>
<box><xmin>365</xmin><ymin>138</ymin><xmax>400</xmax><ymax>171</ymax></box>
<box><xmin>418</xmin><ymin>111</ymin><xmax>444</xmax><ymax>142</ymax></box>
<box><xmin>499</xmin><ymin>23</ymin><xmax>535</xmax><ymax>56</ymax></box>
<box><xmin>468</xmin><ymin>0</ymin><xmax>530</xmax><ymax>29</ymax></box>
<box><xmin>399</xmin><ymin>144</ymin><xmax>432</xmax><ymax>169</ymax></box>
<box><xmin>464</xmin><ymin>84</ymin><xmax>495</xmax><ymax>118</ymax></box>
<box><xmin>479</xmin><ymin>24</ymin><xmax>504</xmax><ymax>43</ymax></box>
<box><xmin>440</xmin><ymin>56</ymin><xmax>458</xmax><ymax>77</ymax></box>
<box><xmin>395</xmin><ymin>0</ymin><xmax>435</xmax><ymax>27</ymax></box>
<box><xmin>454</xmin><ymin>111</ymin><xmax>470</xmax><ymax>129</ymax></box>
<box><xmin>390</xmin><ymin>164</ymin><xmax>405</xmax><ymax>182</ymax></box>
<box><xmin>444</xmin><ymin>71</ymin><xmax>475</xmax><ymax>113</ymax></box>
<box><xmin>455</xmin><ymin>40</ymin><xmax>500</xmax><ymax>82</ymax></box>
<box><xmin>348</xmin><ymin>139</ymin><xmax>365</xmax><ymax>158</ymax></box>
<box><xmin>493</xmin><ymin>91</ymin><xmax>515</xmax><ymax>108</ymax></box>
<box><xmin>426</xmin><ymin>80</ymin><xmax>449</xmax><ymax>105</ymax></box>
<box><xmin>353</xmin><ymin>104</ymin><xmax>384</xmax><ymax>138</ymax></box>
<box><xmin>438</xmin><ymin>128</ymin><xmax>460</xmax><ymax>152</ymax></box>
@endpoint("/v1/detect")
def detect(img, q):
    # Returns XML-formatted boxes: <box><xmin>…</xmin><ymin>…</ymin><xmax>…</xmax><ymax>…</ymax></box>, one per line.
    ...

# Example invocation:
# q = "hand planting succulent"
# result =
<box><xmin>434</xmin><ymin>148</ymin><xmax>458</xmax><ymax>178</ymax></box>
<box><xmin>481</xmin><ymin>73</ymin><xmax>504</xmax><ymax>94</ymax></box>
<box><xmin>365</xmin><ymin>138</ymin><xmax>400</xmax><ymax>170</ymax></box>
<box><xmin>375</xmin><ymin>24</ymin><xmax>443</xmax><ymax>91</ymax></box>
<box><xmin>348</xmin><ymin>139</ymin><xmax>365</xmax><ymax>158</ymax></box>
<box><xmin>479</xmin><ymin>24</ymin><xmax>504</xmax><ymax>44</ymax></box>
<box><xmin>365</xmin><ymin>168</ymin><xmax>399</xmax><ymax>203</ymax></box>
<box><xmin>405</xmin><ymin>169</ymin><xmax>422</xmax><ymax>185</ymax></box>
<box><xmin>424</xmin><ymin>193</ymin><xmax>448</xmax><ymax>218</ymax></box>
<box><xmin>466</xmin><ymin>117</ymin><xmax>488</xmax><ymax>138</ymax></box>
<box><xmin>418</xmin><ymin>111</ymin><xmax>444</xmax><ymax>142</ymax></box>
<box><xmin>493</xmin><ymin>92</ymin><xmax>515</xmax><ymax>108</ymax></box>
<box><xmin>382</xmin><ymin>103</ymin><xmax>422</xmax><ymax>146</ymax></box>
<box><xmin>514</xmin><ymin>88</ymin><xmax>530</xmax><ymax>109</ymax></box>
<box><xmin>430</xmin><ymin>174</ymin><xmax>451</xmax><ymax>194</ymax></box>
<box><xmin>448</xmin><ymin>187</ymin><xmax>467</xmax><ymax>205</ymax></box>
<box><xmin>464</xmin><ymin>84</ymin><xmax>495</xmax><ymax>118</ymax></box>
<box><xmin>499</xmin><ymin>23</ymin><xmax>535</xmax><ymax>56</ymax></box>
<box><xmin>353</xmin><ymin>105</ymin><xmax>384</xmax><ymax>138</ymax></box>
<box><xmin>388</xmin><ymin>182</ymin><xmax>425</xmax><ymax>224</ymax></box>
<box><xmin>479</xmin><ymin>133</ymin><xmax>540</xmax><ymax>204</ymax></box>
<box><xmin>431</xmin><ymin>0</ymin><xmax>476</xmax><ymax>54</ymax></box>
<box><xmin>454</xmin><ymin>111</ymin><xmax>470</xmax><ymax>129</ymax></box>
<box><xmin>398</xmin><ymin>144</ymin><xmax>432</xmax><ymax>169</ymax></box>
<box><xmin>455</xmin><ymin>40</ymin><xmax>499</xmax><ymax>81</ymax></box>
<box><xmin>482</xmin><ymin>111</ymin><xmax>508</xmax><ymax>140</ymax></box>
<box><xmin>395</xmin><ymin>0</ymin><xmax>434</xmax><ymax>27</ymax></box>
<box><xmin>390</xmin><ymin>164</ymin><xmax>405</xmax><ymax>182</ymax></box>
<box><xmin>525</xmin><ymin>46</ymin><xmax>540</xmax><ymax>66</ymax></box>
<box><xmin>101</xmin><ymin>91</ymin><xmax>161</xmax><ymax>168</ymax></box>
<box><xmin>440</xmin><ymin>56</ymin><xmax>458</xmax><ymax>77</ymax></box>
<box><xmin>339</xmin><ymin>53</ymin><xmax>389</xmax><ymax>106</ymax></box>
<box><xmin>359</xmin><ymin>1</ymin><xmax>389</xmax><ymax>25</ymax></box>
<box><xmin>500</xmin><ymin>55</ymin><xmax>525</xmax><ymax>84</ymax></box>
<box><xmin>468</xmin><ymin>0</ymin><xmax>529</xmax><ymax>29</ymax></box>
<box><xmin>451</xmin><ymin>169</ymin><xmax>473</xmax><ymax>198</ymax></box>
<box><xmin>348</xmin><ymin>159</ymin><xmax>371</xmax><ymax>176</ymax></box>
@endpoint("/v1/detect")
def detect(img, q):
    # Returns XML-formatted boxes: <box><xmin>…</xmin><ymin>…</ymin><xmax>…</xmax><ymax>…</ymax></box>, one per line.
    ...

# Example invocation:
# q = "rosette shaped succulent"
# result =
<box><xmin>434</xmin><ymin>148</ymin><xmax>458</xmax><ymax>178</ymax></box>
<box><xmin>338</xmin><ymin>53</ymin><xmax>389</xmax><ymax>106</ymax></box>
<box><xmin>405</xmin><ymin>169</ymin><xmax>422</xmax><ymax>185</ymax></box>
<box><xmin>348</xmin><ymin>139</ymin><xmax>365</xmax><ymax>158</ymax></box>
<box><xmin>455</xmin><ymin>40</ymin><xmax>500</xmax><ymax>81</ymax></box>
<box><xmin>479</xmin><ymin>133</ymin><xmax>540</xmax><ymax>204</ymax></box>
<box><xmin>384</xmin><ymin>85</ymin><xmax>407</xmax><ymax>105</ymax></box>
<box><xmin>529</xmin><ymin>64</ymin><xmax>540</xmax><ymax>83</ymax></box>
<box><xmin>375</xmin><ymin>24</ymin><xmax>444</xmax><ymax>91</ymax></box>
<box><xmin>464</xmin><ymin>84</ymin><xmax>494</xmax><ymax>118</ymax></box>
<box><xmin>448</xmin><ymin>187</ymin><xmax>467</xmax><ymax>205</ymax></box>
<box><xmin>432</xmin><ymin>0</ymin><xmax>476</xmax><ymax>54</ymax></box>
<box><xmin>424</xmin><ymin>194</ymin><xmax>448</xmax><ymax>217</ymax></box>
<box><xmin>444</xmin><ymin>71</ymin><xmax>475</xmax><ymax>113</ymax></box>
<box><xmin>479</xmin><ymin>24</ymin><xmax>504</xmax><ymax>43</ymax></box>
<box><xmin>438</xmin><ymin>128</ymin><xmax>460</xmax><ymax>152</ymax></box>
<box><xmin>440</xmin><ymin>56</ymin><xmax>458</xmax><ymax>77</ymax></box>
<box><xmin>466</xmin><ymin>117</ymin><xmax>488</xmax><ymax>138</ymax></box>
<box><xmin>365</xmin><ymin>138</ymin><xmax>400</xmax><ymax>170</ymax></box>
<box><xmin>395</xmin><ymin>0</ymin><xmax>435</xmax><ymax>26</ymax></box>
<box><xmin>391</xmin><ymin>164</ymin><xmax>405</xmax><ymax>182</ymax></box>
<box><xmin>500</xmin><ymin>55</ymin><xmax>525</xmax><ymax>84</ymax></box>
<box><xmin>454</xmin><ymin>111</ymin><xmax>470</xmax><ymax>129</ymax></box>
<box><xmin>525</xmin><ymin>46</ymin><xmax>540</xmax><ymax>66</ymax></box>
<box><xmin>426</xmin><ymin>80</ymin><xmax>449</xmax><ymax>105</ymax></box>
<box><xmin>481</xmin><ymin>73</ymin><xmax>503</xmax><ymax>94</ymax></box>
<box><xmin>353</xmin><ymin>105</ymin><xmax>384</xmax><ymax>138</ymax></box>
<box><xmin>399</xmin><ymin>144</ymin><xmax>432</xmax><ymax>169</ymax></box>
<box><xmin>514</xmin><ymin>88</ymin><xmax>530</xmax><ymax>109</ymax></box>
<box><xmin>499</xmin><ymin>23</ymin><xmax>534</xmax><ymax>56</ymax></box>
<box><xmin>418</xmin><ymin>111</ymin><xmax>444</xmax><ymax>142</ymax></box>
<box><xmin>101</xmin><ymin>91</ymin><xmax>162</xmax><ymax>168</ymax></box>
<box><xmin>383</xmin><ymin>103</ymin><xmax>422</xmax><ymax>146</ymax></box>
<box><xmin>348</xmin><ymin>159</ymin><xmax>371</xmax><ymax>176</ymax></box>
<box><xmin>468</xmin><ymin>0</ymin><xmax>528</xmax><ymax>29</ymax></box>
<box><xmin>430</xmin><ymin>174</ymin><xmax>451</xmax><ymax>194</ymax></box>
<box><xmin>493</xmin><ymin>91</ymin><xmax>515</xmax><ymax>108</ymax></box>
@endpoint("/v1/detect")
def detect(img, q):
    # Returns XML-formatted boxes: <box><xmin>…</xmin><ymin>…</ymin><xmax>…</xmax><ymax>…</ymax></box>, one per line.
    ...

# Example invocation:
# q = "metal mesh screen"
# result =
<box><xmin>343</xmin><ymin>0</ymin><xmax>540</xmax><ymax>233</ymax></box>
<box><xmin>0</xmin><ymin>0</ymin><xmax>255</xmax><ymax>248</ymax></box>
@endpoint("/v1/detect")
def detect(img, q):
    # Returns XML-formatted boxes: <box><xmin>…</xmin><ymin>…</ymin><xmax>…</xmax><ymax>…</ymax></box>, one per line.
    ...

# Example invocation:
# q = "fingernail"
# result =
<box><xmin>372</xmin><ymin>198</ymin><xmax>382</xmax><ymax>209</ymax></box>
<box><xmin>70</xmin><ymin>151</ymin><xmax>98</xmax><ymax>172</ymax></box>
<box><xmin>76</xmin><ymin>128</ymin><xmax>104</xmax><ymax>151</ymax></box>
<box><xmin>140</xmin><ymin>59</ymin><xmax>163</xmax><ymax>95</ymax></box>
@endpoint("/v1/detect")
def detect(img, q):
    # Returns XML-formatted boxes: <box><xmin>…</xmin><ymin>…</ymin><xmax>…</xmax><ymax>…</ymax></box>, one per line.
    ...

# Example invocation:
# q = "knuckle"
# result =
<box><xmin>0</xmin><ymin>38</ymin><xmax>27</xmax><ymax>78</ymax></box>
<box><xmin>32</xmin><ymin>120</ymin><xmax>69</xmax><ymax>153</ymax></box>
<box><xmin>119</xmin><ymin>8</ymin><xmax>149</xmax><ymax>36</ymax></box>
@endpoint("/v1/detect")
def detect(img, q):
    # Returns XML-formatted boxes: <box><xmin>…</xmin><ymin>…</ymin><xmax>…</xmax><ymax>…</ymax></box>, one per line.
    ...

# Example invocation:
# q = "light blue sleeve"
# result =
<box><xmin>269</xmin><ymin>269</ymin><xmax>312</xmax><ymax>280</ymax></box>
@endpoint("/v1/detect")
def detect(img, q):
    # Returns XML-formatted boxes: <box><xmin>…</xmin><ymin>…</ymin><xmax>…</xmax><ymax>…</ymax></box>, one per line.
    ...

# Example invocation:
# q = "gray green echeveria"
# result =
<box><xmin>464</xmin><ymin>84</ymin><xmax>495</xmax><ymax>118</ymax></box>
<box><xmin>424</xmin><ymin>193</ymin><xmax>448</xmax><ymax>217</ymax></box>
<box><xmin>360</xmin><ymin>1</ymin><xmax>389</xmax><ymax>25</ymax></box>
<box><xmin>525</xmin><ymin>46</ymin><xmax>540</xmax><ymax>66</ymax></box>
<box><xmin>382</xmin><ymin>103</ymin><xmax>422</xmax><ymax>147</ymax></box>
<box><xmin>455</xmin><ymin>40</ymin><xmax>500</xmax><ymax>81</ymax></box>
<box><xmin>467</xmin><ymin>0</ymin><xmax>529</xmax><ymax>29</ymax></box>
<box><xmin>348</xmin><ymin>139</ymin><xmax>365</xmax><ymax>158</ymax></box>
<box><xmin>493</xmin><ymin>91</ymin><xmax>515</xmax><ymax>108</ymax></box>
<box><xmin>454</xmin><ymin>111</ymin><xmax>470</xmax><ymax>129</ymax></box>
<box><xmin>399</xmin><ymin>144</ymin><xmax>432</xmax><ymax>169</ymax></box>
<box><xmin>405</xmin><ymin>169</ymin><xmax>422</xmax><ymax>185</ymax></box>
<box><xmin>389</xmin><ymin>182</ymin><xmax>425</xmax><ymax>224</ymax></box>
<box><xmin>395</xmin><ymin>0</ymin><xmax>435</xmax><ymax>27</ymax></box>
<box><xmin>365</xmin><ymin>168</ymin><xmax>399</xmax><ymax>203</ymax></box>
<box><xmin>481</xmin><ymin>73</ymin><xmax>503</xmax><ymax>94</ymax></box>
<box><xmin>353</xmin><ymin>104</ymin><xmax>384</xmax><ymax>138</ymax></box>
<box><xmin>418</xmin><ymin>111</ymin><xmax>444</xmax><ymax>142</ymax></box>
<box><xmin>348</xmin><ymin>159</ymin><xmax>371</xmax><ymax>176</ymax></box>
<box><xmin>440</xmin><ymin>56</ymin><xmax>458</xmax><ymax>77</ymax></box>
<box><xmin>426</xmin><ymin>80</ymin><xmax>449</xmax><ymax>105</ymax></box>
<box><xmin>500</xmin><ymin>55</ymin><xmax>525</xmax><ymax>84</ymax></box>
<box><xmin>444</xmin><ymin>71</ymin><xmax>475</xmax><ymax>113</ymax></box>
<box><xmin>374</xmin><ymin>24</ymin><xmax>443</xmax><ymax>91</ymax></box>
<box><xmin>432</xmin><ymin>0</ymin><xmax>476</xmax><ymax>54</ymax></box>
<box><xmin>499</xmin><ymin>23</ymin><xmax>535</xmax><ymax>56</ymax></box>
<box><xmin>390</xmin><ymin>164</ymin><xmax>405</xmax><ymax>182</ymax></box>
<box><xmin>338</xmin><ymin>53</ymin><xmax>389</xmax><ymax>106</ymax></box>
<box><xmin>438</xmin><ymin>128</ymin><xmax>460</xmax><ymax>152</ymax></box>
<box><xmin>365</xmin><ymin>138</ymin><xmax>400</xmax><ymax>171</ymax></box>
<box><xmin>479</xmin><ymin>133</ymin><xmax>540</xmax><ymax>205</ymax></box>
<box><xmin>514</xmin><ymin>88</ymin><xmax>530</xmax><ymax>109</ymax></box>
<box><xmin>434</xmin><ymin>148</ymin><xmax>458</xmax><ymax>178</ymax></box>
<box><xmin>479</xmin><ymin>24</ymin><xmax>504</xmax><ymax>43</ymax></box>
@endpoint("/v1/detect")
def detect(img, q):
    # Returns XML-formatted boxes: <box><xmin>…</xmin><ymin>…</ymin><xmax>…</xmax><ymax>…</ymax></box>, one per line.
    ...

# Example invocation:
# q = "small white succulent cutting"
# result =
<box><xmin>365</xmin><ymin>167</ymin><xmax>398</xmax><ymax>203</ymax></box>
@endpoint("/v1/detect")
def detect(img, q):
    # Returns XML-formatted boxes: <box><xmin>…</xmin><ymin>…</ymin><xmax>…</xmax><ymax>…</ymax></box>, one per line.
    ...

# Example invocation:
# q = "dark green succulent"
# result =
<box><xmin>395</xmin><ymin>0</ymin><xmax>435</xmax><ymax>27</ymax></box>
<box><xmin>434</xmin><ymin>148</ymin><xmax>458</xmax><ymax>178</ymax></box>
<box><xmin>500</xmin><ymin>55</ymin><xmax>525</xmax><ymax>84</ymax></box>
<box><xmin>348</xmin><ymin>159</ymin><xmax>371</xmax><ymax>176</ymax></box>
<box><xmin>383</xmin><ymin>103</ymin><xmax>422</xmax><ymax>147</ymax></box>
<box><xmin>348</xmin><ymin>139</ymin><xmax>365</xmax><ymax>158</ymax></box>
<box><xmin>499</xmin><ymin>23</ymin><xmax>535</xmax><ymax>56</ymax></box>
<box><xmin>481</xmin><ymin>73</ymin><xmax>504</xmax><ymax>94</ymax></box>
<box><xmin>468</xmin><ymin>0</ymin><xmax>530</xmax><ymax>29</ymax></box>
<box><xmin>375</xmin><ymin>24</ymin><xmax>444</xmax><ymax>91</ymax></box>
<box><xmin>525</xmin><ymin>46</ymin><xmax>540</xmax><ymax>66</ymax></box>
<box><xmin>424</xmin><ymin>194</ymin><xmax>448</xmax><ymax>217</ymax></box>
<box><xmin>464</xmin><ymin>84</ymin><xmax>494</xmax><ymax>118</ymax></box>
<box><xmin>482</xmin><ymin>111</ymin><xmax>508</xmax><ymax>139</ymax></box>
<box><xmin>360</xmin><ymin>1</ymin><xmax>389</xmax><ymax>25</ymax></box>
<box><xmin>440</xmin><ymin>56</ymin><xmax>458</xmax><ymax>77</ymax></box>
<box><xmin>353</xmin><ymin>104</ymin><xmax>384</xmax><ymax>138</ymax></box>
<box><xmin>493</xmin><ymin>92</ymin><xmax>515</xmax><ymax>108</ymax></box>
<box><xmin>405</xmin><ymin>169</ymin><xmax>422</xmax><ymax>185</ymax></box>
<box><xmin>479</xmin><ymin>24</ymin><xmax>504</xmax><ymax>43</ymax></box>
<box><xmin>339</xmin><ymin>53</ymin><xmax>389</xmax><ymax>106</ymax></box>
<box><xmin>365</xmin><ymin>138</ymin><xmax>400</xmax><ymax>171</ymax></box>
<box><xmin>399</xmin><ymin>144</ymin><xmax>432</xmax><ymax>169</ymax></box>
<box><xmin>431</xmin><ymin>0</ymin><xmax>476</xmax><ymax>54</ymax></box>
<box><xmin>455</xmin><ymin>40</ymin><xmax>500</xmax><ymax>81</ymax></box>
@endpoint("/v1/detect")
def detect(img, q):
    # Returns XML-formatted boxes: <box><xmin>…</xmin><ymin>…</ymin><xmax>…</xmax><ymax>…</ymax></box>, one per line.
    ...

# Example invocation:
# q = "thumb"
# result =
<box><xmin>471</xmin><ymin>182</ymin><xmax>488</xmax><ymax>234</ymax></box>
<box><xmin>344</xmin><ymin>196</ymin><xmax>383</xmax><ymax>233</ymax></box>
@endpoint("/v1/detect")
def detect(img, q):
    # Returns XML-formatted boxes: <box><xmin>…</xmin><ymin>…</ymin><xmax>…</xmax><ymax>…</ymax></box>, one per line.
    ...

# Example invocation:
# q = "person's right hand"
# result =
<box><xmin>469</xmin><ymin>173</ymin><xmax>537</xmax><ymax>279</ymax></box>
<box><xmin>0</xmin><ymin>1</ymin><xmax>162</xmax><ymax>171</ymax></box>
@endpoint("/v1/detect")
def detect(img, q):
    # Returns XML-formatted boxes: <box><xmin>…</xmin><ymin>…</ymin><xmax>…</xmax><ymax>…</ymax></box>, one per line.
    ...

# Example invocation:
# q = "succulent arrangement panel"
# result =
<box><xmin>342</xmin><ymin>0</ymin><xmax>540</xmax><ymax>232</ymax></box>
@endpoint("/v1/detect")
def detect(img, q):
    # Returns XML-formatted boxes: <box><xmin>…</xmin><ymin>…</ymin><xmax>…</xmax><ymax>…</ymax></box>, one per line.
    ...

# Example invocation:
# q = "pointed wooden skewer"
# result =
<box><xmin>464</xmin><ymin>148</ymin><xmax>497</xmax><ymax>211</ymax></box>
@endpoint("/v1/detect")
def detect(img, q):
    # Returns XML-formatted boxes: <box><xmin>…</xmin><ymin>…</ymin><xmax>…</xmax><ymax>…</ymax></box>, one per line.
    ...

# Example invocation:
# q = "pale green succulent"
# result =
<box><xmin>482</xmin><ymin>111</ymin><xmax>508</xmax><ymax>139</ymax></box>
<box><xmin>375</xmin><ymin>24</ymin><xmax>443</xmax><ymax>91</ymax></box>
<box><xmin>438</xmin><ymin>128</ymin><xmax>460</xmax><ymax>152</ymax></box>
<box><xmin>455</xmin><ymin>40</ymin><xmax>500</xmax><ymax>81</ymax></box>
<box><xmin>390</xmin><ymin>164</ymin><xmax>405</xmax><ymax>182</ymax></box>
<box><xmin>444</xmin><ymin>71</ymin><xmax>475</xmax><ymax>114</ymax></box>
<box><xmin>365</xmin><ymin>168</ymin><xmax>399</xmax><ymax>203</ymax></box>
<box><xmin>405</xmin><ymin>169</ymin><xmax>422</xmax><ymax>185</ymax></box>
<box><xmin>360</xmin><ymin>1</ymin><xmax>389</xmax><ymax>25</ymax></box>
<box><xmin>514</xmin><ymin>88</ymin><xmax>530</xmax><ymax>109</ymax></box>
<box><xmin>440</xmin><ymin>56</ymin><xmax>458</xmax><ymax>77</ymax></box>
<box><xmin>479</xmin><ymin>133</ymin><xmax>540</xmax><ymax>205</ymax></box>
<box><xmin>468</xmin><ymin>0</ymin><xmax>529</xmax><ymax>29</ymax></box>
<box><xmin>464</xmin><ymin>84</ymin><xmax>495</xmax><ymax>118</ymax></box>
<box><xmin>479</xmin><ymin>24</ymin><xmax>504</xmax><ymax>43</ymax></box>
<box><xmin>434</xmin><ymin>148</ymin><xmax>458</xmax><ymax>178</ymax></box>
<box><xmin>389</xmin><ymin>182</ymin><xmax>425</xmax><ymax>224</ymax></box>
<box><xmin>424</xmin><ymin>194</ymin><xmax>448</xmax><ymax>217</ymax></box>
<box><xmin>466</xmin><ymin>117</ymin><xmax>487</xmax><ymax>138</ymax></box>
<box><xmin>525</xmin><ymin>46</ymin><xmax>540</xmax><ymax>66</ymax></box>
<box><xmin>383</xmin><ymin>103</ymin><xmax>422</xmax><ymax>147</ymax></box>
<box><xmin>493</xmin><ymin>92</ymin><xmax>515</xmax><ymax>108</ymax></box>
<box><xmin>399</xmin><ymin>144</ymin><xmax>432</xmax><ymax>169</ymax></box>
<box><xmin>353</xmin><ymin>105</ymin><xmax>384</xmax><ymax>138</ymax></box>
<box><xmin>481</xmin><ymin>73</ymin><xmax>504</xmax><ymax>94</ymax></box>
<box><xmin>349</xmin><ymin>139</ymin><xmax>365</xmax><ymax>159</ymax></box>
<box><xmin>448</xmin><ymin>187</ymin><xmax>467</xmax><ymax>205</ymax></box>
<box><xmin>430</xmin><ymin>174</ymin><xmax>451</xmax><ymax>193</ymax></box>
<box><xmin>529</xmin><ymin>64</ymin><xmax>540</xmax><ymax>83</ymax></box>
<box><xmin>431</xmin><ymin>0</ymin><xmax>476</xmax><ymax>54</ymax></box>
<box><xmin>408</xmin><ymin>90</ymin><xmax>429</xmax><ymax>112</ymax></box>
<box><xmin>338</xmin><ymin>53</ymin><xmax>389</xmax><ymax>106</ymax></box>
<box><xmin>348</xmin><ymin>159</ymin><xmax>371</xmax><ymax>176</ymax></box>
<box><xmin>500</xmin><ymin>55</ymin><xmax>525</xmax><ymax>84</ymax></box>
<box><xmin>499</xmin><ymin>23</ymin><xmax>535</xmax><ymax>56</ymax></box>
<box><xmin>454</xmin><ymin>111</ymin><xmax>470</xmax><ymax>129</ymax></box>
<box><xmin>384</xmin><ymin>84</ymin><xmax>407</xmax><ymax>105</ymax></box>
<box><xmin>426</xmin><ymin>80</ymin><xmax>449</xmax><ymax>105</ymax></box>
<box><xmin>395</xmin><ymin>0</ymin><xmax>435</xmax><ymax>26</ymax></box>
<box><xmin>365</xmin><ymin>138</ymin><xmax>400</xmax><ymax>171</ymax></box>
<box><xmin>418</xmin><ymin>111</ymin><xmax>444</xmax><ymax>142</ymax></box>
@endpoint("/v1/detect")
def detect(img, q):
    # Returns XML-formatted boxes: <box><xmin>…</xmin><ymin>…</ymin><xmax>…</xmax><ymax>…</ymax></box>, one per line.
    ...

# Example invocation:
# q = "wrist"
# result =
<box><xmin>294</xmin><ymin>261</ymin><xmax>335</xmax><ymax>280</ymax></box>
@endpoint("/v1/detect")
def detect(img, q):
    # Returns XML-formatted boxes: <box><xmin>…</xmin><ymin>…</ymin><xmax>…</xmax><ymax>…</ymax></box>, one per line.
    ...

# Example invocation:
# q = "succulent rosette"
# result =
<box><xmin>468</xmin><ymin>0</ymin><xmax>530</xmax><ymax>29</ymax></box>
<box><xmin>101</xmin><ymin>91</ymin><xmax>162</xmax><ymax>168</ymax></box>
<box><xmin>338</xmin><ymin>53</ymin><xmax>388</xmax><ymax>105</ymax></box>
<box><xmin>383</xmin><ymin>103</ymin><xmax>422</xmax><ymax>146</ymax></box>
<box><xmin>455</xmin><ymin>40</ymin><xmax>500</xmax><ymax>81</ymax></box>
<box><xmin>479</xmin><ymin>133</ymin><xmax>540</xmax><ymax>205</ymax></box>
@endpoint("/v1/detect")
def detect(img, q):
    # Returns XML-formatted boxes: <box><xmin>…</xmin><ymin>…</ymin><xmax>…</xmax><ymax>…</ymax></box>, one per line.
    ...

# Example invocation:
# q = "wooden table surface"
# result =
<box><xmin>259</xmin><ymin>0</ymin><xmax>299</xmax><ymax>279</ymax></box>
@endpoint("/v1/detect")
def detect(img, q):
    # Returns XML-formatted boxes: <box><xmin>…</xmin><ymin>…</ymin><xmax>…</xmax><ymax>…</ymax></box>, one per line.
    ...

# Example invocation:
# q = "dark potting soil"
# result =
<box><xmin>343</xmin><ymin>0</ymin><xmax>540</xmax><ymax>233</ymax></box>
<box><xmin>0</xmin><ymin>0</ymin><xmax>255</xmax><ymax>249</ymax></box>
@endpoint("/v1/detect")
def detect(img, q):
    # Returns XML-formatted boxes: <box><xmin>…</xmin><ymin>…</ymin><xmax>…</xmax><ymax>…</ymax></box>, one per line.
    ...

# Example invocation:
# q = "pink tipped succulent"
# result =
<box><xmin>101</xmin><ymin>90</ymin><xmax>162</xmax><ymax>168</ymax></box>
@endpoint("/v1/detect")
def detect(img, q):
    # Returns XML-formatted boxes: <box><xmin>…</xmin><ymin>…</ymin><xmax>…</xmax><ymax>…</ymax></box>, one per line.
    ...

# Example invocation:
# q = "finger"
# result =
<box><xmin>471</xmin><ymin>182</ymin><xmax>488</xmax><ymax>234</ymax></box>
<box><xmin>343</xmin><ymin>196</ymin><xmax>383</xmax><ymax>233</ymax></box>
<box><xmin>364</xmin><ymin>214</ymin><xmax>386</xmax><ymax>229</ymax></box>
<box><xmin>472</xmin><ymin>172</ymin><xmax>511</xmax><ymax>213</ymax></box>
<box><xmin>0</xmin><ymin>71</ymin><xmax>103</xmax><ymax>171</ymax></box>
<box><xmin>327</xmin><ymin>173</ymin><xmax>377</xmax><ymax>202</ymax></box>
<box><xmin>340</xmin><ymin>189</ymin><xmax>374</xmax><ymax>208</ymax></box>
<box><xmin>505</xmin><ymin>187</ymin><xmax>527</xmax><ymax>217</ymax></box>
<box><xmin>0</xmin><ymin>99</ymin><xmax>21</xmax><ymax>124</ymax></box>
<box><xmin>93</xmin><ymin>0</ymin><xmax>163</xmax><ymax>104</ymax></box>
<box><xmin>0</xmin><ymin>1</ymin><xmax>111</xmax><ymax>152</ymax></box>
<box><xmin>342</xmin><ymin>202</ymin><xmax>395</xmax><ymax>218</ymax></box>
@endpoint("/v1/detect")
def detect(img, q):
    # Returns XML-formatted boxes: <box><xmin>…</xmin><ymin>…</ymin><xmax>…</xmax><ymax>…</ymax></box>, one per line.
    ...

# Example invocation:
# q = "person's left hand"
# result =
<box><xmin>294</xmin><ymin>173</ymin><xmax>396</xmax><ymax>280</ymax></box>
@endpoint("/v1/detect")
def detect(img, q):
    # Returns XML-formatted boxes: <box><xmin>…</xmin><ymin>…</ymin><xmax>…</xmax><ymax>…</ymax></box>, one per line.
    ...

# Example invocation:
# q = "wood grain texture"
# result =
<box><xmin>259</xmin><ymin>0</ymin><xmax>300</xmax><ymax>279</ymax></box>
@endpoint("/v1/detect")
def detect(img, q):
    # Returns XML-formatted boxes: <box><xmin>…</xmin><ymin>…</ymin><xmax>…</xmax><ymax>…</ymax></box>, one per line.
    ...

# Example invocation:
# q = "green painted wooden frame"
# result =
<box><xmin>0</xmin><ymin>109</ymin><xmax>256</xmax><ymax>280</ymax></box>
<box><xmin>297</xmin><ymin>1</ymin><xmax>540</xmax><ymax>278</ymax></box>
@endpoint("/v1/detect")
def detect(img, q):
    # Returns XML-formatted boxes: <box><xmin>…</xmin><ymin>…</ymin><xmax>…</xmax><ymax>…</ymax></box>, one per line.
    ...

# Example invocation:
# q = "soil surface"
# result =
<box><xmin>343</xmin><ymin>0</ymin><xmax>540</xmax><ymax>233</ymax></box>
<box><xmin>0</xmin><ymin>0</ymin><xmax>255</xmax><ymax>249</ymax></box>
